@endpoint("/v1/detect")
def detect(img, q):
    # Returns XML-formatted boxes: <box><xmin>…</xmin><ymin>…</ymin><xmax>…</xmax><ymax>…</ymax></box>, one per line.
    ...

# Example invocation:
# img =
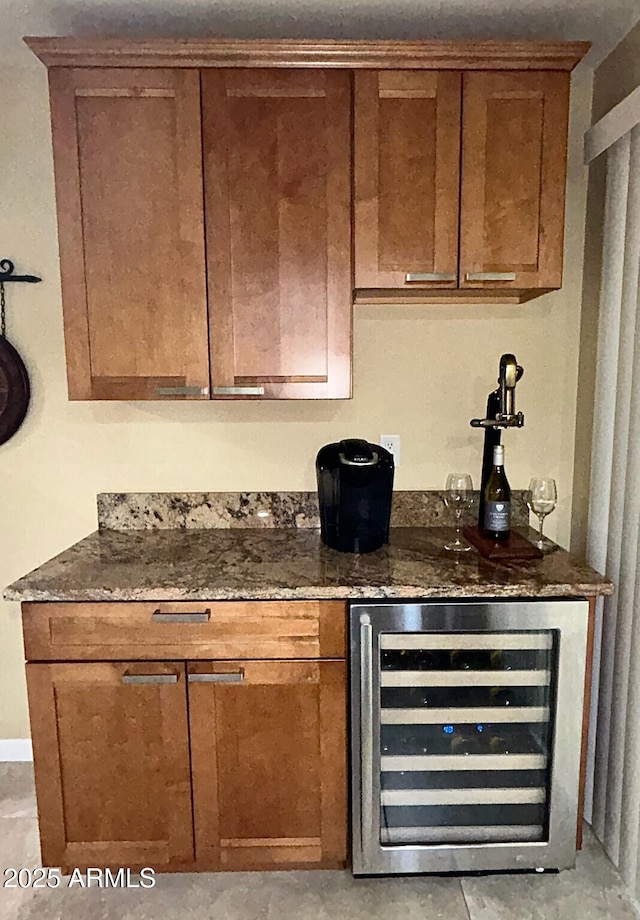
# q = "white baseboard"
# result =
<box><xmin>0</xmin><ymin>739</ymin><xmax>33</xmax><ymax>762</ymax></box>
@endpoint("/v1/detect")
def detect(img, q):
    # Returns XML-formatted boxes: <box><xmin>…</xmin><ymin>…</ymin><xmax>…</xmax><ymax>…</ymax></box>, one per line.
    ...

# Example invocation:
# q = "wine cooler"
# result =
<box><xmin>350</xmin><ymin>599</ymin><xmax>588</xmax><ymax>875</ymax></box>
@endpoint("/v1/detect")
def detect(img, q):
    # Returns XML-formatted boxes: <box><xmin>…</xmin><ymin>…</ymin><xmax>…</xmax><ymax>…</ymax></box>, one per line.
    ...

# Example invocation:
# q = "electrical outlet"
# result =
<box><xmin>380</xmin><ymin>434</ymin><xmax>400</xmax><ymax>466</ymax></box>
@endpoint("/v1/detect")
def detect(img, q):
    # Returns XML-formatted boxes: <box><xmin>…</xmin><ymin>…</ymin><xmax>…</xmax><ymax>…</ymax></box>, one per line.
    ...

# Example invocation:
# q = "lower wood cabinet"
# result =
<box><xmin>26</xmin><ymin>653</ymin><xmax>347</xmax><ymax>872</ymax></box>
<box><xmin>188</xmin><ymin>659</ymin><xmax>346</xmax><ymax>870</ymax></box>
<box><xmin>26</xmin><ymin>661</ymin><xmax>194</xmax><ymax>871</ymax></box>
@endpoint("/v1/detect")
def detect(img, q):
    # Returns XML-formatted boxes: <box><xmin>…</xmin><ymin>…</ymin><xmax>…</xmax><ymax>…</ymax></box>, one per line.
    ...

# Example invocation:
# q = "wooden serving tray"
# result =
<box><xmin>463</xmin><ymin>525</ymin><xmax>543</xmax><ymax>560</ymax></box>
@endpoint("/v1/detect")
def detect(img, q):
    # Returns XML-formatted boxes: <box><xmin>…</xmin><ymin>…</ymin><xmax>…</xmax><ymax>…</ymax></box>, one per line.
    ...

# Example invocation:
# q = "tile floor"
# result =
<box><xmin>0</xmin><ymin>763</ymin><xmax>638</xmax><ymax>920</ymax></box>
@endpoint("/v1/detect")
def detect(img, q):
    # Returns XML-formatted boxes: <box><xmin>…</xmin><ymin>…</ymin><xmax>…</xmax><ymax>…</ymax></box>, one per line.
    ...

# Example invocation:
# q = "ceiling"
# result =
<box><xmin>4</xmin><ymin>0</ymin><xmax>640</xmax><ymax>69</ymax></box>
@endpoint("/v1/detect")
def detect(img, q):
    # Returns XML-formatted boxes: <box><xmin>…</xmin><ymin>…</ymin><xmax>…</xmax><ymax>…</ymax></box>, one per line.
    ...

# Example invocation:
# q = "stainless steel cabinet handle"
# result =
<box><xmin>212</xmin><ymin>386</ymin><xmax>265</xmax><ymax>396</ymax></box>
<box><xmin>465</xmin><ymin>272</ymin><xmax>516</xmax><ymax>282</ymax></box>
<box><xmin>152</xmin><ymin>609</ymin><xmax>211</xmax><ymax>624</ymax></box>
<box><xmin>188</xmin><ymin>672</ymin><xmax>244</xmax><ymax>683</ymax></box>
<box><xmin>360</xmin><ymin>615</ymin><xmax>375</xmax><ymax>856</ymax></box>
<box><xmin>154</xmin><ymin>386</ymin><xmax>209</xmax><ymax>396</ymax></box>
<box><xmin>404</xmin><ymin>272</ymin><xmax>456</xmax><ymax>282</ymax></box>
<box><xmin>121</xmin><ymin>673</ymin><xmax>178</xmax><ymax>684</ymax></box>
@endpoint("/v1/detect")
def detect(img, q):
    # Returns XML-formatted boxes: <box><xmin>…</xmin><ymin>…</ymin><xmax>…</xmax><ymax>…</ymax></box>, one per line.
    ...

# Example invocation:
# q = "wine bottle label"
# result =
<box><xmin>484</xmin><ymin>501</ymin><xmax>511</xmax><ymax>532</ymax></box>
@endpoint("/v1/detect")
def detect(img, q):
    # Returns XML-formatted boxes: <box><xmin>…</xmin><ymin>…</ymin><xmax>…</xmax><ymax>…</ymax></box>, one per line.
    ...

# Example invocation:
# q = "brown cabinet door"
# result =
<box><xmin>459</xmin><ymin>71</ymin><xmax>570</xmax><ymax>290</ymax></box>
<box><xmin>188</xmin><ymin>659</ymin><xmax>347</xmax><ymax>869</ymax></box>
<box><xmin>49</xmin><ymin>68</ymin><xmax>209</xmax><ymax>400</ymax></box>
<box><xmin>202</xmin><ymin>70</ymin><xmax>352</xmax><ymax>399</ymax></box>
<box><xmin>26</xmin><ymin>662</ymin><xmax>194</xmax><ymax>871</ymax></box>
<box><xmin>354</xmin><ymin>71</ymin><xmax>461</xmax><ymax>290</ymax></box>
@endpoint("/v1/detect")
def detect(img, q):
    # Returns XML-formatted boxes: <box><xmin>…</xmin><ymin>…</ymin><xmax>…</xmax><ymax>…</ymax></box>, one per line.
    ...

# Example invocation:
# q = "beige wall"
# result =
<box><xmin>571</xmin><ymin>20</ymin><xmax>640</xmax><ymax>557</ymax></box>
<box><xmin>0</xmin><ymin>42</ymin><xmax>593</xmax><ymax>739</ymax></box>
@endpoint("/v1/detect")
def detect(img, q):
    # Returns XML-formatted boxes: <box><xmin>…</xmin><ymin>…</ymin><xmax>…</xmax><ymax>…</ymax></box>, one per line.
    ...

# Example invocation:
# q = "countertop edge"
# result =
<box><xmin>5</xmin><ymin>583</ymin><xmax>614</xmax><ymax>603</ymax></box>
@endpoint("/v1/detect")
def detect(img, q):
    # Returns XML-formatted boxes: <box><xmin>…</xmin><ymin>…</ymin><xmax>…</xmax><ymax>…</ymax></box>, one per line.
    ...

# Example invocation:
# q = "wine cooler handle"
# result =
<box><xmin>360</xmin><ymin>615</ymin><xmax>375</xmax><ymax>856</ymax></box>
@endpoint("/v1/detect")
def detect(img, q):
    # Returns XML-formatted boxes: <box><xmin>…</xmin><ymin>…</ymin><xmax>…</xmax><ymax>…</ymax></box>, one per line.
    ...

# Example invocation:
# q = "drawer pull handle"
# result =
<box><xmin>152</xmin><ymin>609</ymin><xmax>211</xmax><ymax>624</ymax></box>
<box><xmin>404</xmin><ymin>272</ymin><xmax>456</xmax><ymax>282</ymax></box>
<box><xmin>465</xmin><ymin>272</ymin><xmax>516</xmax><ymax>282</ymax></box>
<box><xmin>154</xmin><ymin>386</ymin><xmax>209</xmax><ymax>396</ymax></box>
<box><xmin>213</xmin><ymin>386</ymin><xmax>265</xmax><ymax>396</ymax></box>
<box><xmin>122</xmin><ymin>673</ymin><xmax>178</xmax><ymax>685</ymax></box>
<box><xmin>188</xmin><ymin>672</ymin><xmax>244</xmax><ymax>683</ymax></box>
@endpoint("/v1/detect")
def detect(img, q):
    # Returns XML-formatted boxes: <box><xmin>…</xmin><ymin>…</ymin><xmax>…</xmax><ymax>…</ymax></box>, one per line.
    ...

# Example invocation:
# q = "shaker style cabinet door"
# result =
<box><xmin>354</xmin><ymin>71</ymin><xmax>461</xmax><ymax>290</ymax></box>
<box><xmin>202</xmin><ymin>70</ymin><xmax>352</xmax><ymax>399</ymax></box>
<box><xmin>459</xmin><ymin>71</ymin><xmax>570</xmax><ymax>291</ymax></box>
<box><xmin>188</xmin><ymin>659</ymin><xmax>347</xmax><ymax>869</ymax></box>
<box><xmin>26</xmin><ymin>662</ymin><xmax>194</xmax><ymax>871</ymax></box>
<box><xmin>48</xmin><ymin>68</ymin><xmax>209</xmax><ymax>400</ymax></box>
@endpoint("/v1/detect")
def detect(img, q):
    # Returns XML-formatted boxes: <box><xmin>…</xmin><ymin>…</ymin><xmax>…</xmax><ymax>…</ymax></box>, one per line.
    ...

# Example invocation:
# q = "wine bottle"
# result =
<box><xmin>450</xmin><ymin>726</ymin><xmax>483</xmax><ymax>756</ymax></box>
<box><xmin>449</xmin><ymin>649</ymin><xmax>491</xmax><ymax>670</ymax></box>
<box><xmin>483</xmin><ymin>444</ymin><xmax>511</xmax><ymax>541</ymax></box>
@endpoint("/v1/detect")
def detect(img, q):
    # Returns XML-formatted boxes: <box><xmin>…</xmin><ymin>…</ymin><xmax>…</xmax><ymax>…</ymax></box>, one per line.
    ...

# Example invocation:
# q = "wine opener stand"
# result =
<box><xmin>470</xmin><ymin>354</ymin><xmax>525</xmax><ymax>530</ymax></box>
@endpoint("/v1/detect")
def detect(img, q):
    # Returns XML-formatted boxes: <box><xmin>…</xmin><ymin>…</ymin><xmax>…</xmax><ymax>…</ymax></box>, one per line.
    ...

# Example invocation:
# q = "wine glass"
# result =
<box><xmin>527</xmin><ymin>478</ymin><xmax>557</xmax><ymax>548</ymax></box>
<box><xmin>444</xmin><ymin>473</ymin><xmax>473</xmax><ymax>552</ymax></box>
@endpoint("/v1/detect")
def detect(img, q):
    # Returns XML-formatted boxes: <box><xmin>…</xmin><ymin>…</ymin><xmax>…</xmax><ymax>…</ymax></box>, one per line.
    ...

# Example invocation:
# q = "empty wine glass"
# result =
<box><xmin>444</xmin><ymin>473</ymin><xmax>473</xmax><ymax>552</ymax></box>
<box><xmin>527</xmin><ymin>478</ymin><xmax>557</xmax><ymax>548</ymax></box>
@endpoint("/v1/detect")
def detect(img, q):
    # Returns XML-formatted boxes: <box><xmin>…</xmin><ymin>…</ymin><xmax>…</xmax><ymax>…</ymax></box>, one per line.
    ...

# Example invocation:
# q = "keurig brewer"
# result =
<box><xmin>316</xmin><ymin>438</ymin><xmax>394</xmax><ymax>553</ymax></box>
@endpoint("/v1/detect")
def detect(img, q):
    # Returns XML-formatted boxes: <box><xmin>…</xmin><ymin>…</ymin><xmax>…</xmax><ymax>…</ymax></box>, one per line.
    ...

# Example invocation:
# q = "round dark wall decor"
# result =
<box><xmin>0</xmin><ymin>260</ymin><xmax>40</xmax><ymax>447</ymax></box>
<box><xmin>0</xmin><ymin>336</ymin><xmax>30</xmax><ymax>445</ymax></box>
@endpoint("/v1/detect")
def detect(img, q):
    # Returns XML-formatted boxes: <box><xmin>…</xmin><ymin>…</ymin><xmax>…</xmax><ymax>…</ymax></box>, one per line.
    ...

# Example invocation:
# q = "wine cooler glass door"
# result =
<box><xmin>351</xmin><ymin>600</ymin><xmax>588</xmax><ymax>875</ymax></box>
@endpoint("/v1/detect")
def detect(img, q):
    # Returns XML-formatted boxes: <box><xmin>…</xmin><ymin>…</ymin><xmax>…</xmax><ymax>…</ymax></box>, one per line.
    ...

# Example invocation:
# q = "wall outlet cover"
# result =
<box><xmin>380</xmin><ymin>434</ymin><xmax>400</xmax><ymax>466</ymax></box>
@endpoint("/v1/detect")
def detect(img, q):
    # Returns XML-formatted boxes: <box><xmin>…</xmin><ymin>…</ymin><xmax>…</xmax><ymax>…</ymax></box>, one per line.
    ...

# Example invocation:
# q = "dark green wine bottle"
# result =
<box><xmin>483</xmin><ymin>444</ymin><xmax>511</xmax><ymax>541</ymax></box>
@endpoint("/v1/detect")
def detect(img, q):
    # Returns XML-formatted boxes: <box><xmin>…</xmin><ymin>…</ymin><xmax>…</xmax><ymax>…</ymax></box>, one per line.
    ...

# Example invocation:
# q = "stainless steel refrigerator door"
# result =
<box><xmin>350</xmin><ymin>599</ymin><xmax>588</xmax><ymax>875</ymax></box>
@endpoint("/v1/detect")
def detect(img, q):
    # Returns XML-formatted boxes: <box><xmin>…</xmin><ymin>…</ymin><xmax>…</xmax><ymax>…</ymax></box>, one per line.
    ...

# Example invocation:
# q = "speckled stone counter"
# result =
<box><xmin>5</xmin><ymin>526</ymin><xmax>612</xmax><ymax>603</ymax></box>
<box><xmin>96</xmin><ymin>490</ymin><xmax>530</xmax><ymax>531</ymax></box>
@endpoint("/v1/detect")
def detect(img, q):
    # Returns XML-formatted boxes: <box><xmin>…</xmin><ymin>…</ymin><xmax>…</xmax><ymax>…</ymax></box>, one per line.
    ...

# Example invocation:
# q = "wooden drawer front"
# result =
<box><xmin>22</xmin><ymin>600</ymin><xmax>346</xmax><ymax>661</ymax></box>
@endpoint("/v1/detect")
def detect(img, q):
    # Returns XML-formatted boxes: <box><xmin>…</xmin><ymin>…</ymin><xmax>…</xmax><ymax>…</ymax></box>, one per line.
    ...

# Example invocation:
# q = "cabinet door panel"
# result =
<box><xmin>26</xmin><ymin>662</ymin><xmax>194</xmax><ymax>870</ymax></box>
<box><xmin>49</xmin><ymin>68</ymin><xmax>209</xmax><ymax>399</ymax></box>
<box><xmin>189</xmin><ymin>659</ymin><xmax>347</xmax><ymax>869</ymax></box>
<box><xmin>355</xmin><ymin>70</ymin><xmax>461</xmax><ymax>289</ymax></box>
<box><xmin>460</xmin><ymin>71</ymin><xmax>569</xmax><ymax>289</ymax></box>
<box><xmin>202</xmin><ymin>69</ymin><xmax>351</xmax><ymax>398</ymax></box>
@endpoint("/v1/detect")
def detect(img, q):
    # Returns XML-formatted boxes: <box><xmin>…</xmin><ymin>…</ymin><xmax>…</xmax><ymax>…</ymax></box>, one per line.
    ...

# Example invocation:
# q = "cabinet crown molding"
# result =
<box><xmin>24</xmin><ymin>37</ymin><xmax>590</xmax><ymax>71</ymax></box>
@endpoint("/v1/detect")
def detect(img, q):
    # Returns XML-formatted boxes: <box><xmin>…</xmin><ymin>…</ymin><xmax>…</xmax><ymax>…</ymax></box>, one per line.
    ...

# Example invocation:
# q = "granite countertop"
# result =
<box><xmin>5</xmin><ymin>525</ymin><xmax>612</xmax><ymax>603</ymax></box>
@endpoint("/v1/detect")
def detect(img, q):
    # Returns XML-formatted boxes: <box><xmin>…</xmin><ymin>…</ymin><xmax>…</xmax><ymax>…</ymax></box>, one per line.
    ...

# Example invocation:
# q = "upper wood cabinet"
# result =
<box><xmin>47</xmin><ymin>67</ymin><xmax>351</xmax><ymax>401</ymax></box>
<box><xmin>48</xmin><ymin>68</ymin><xmax>210</xmax><ymax>400</ymax></box>
<box><xmin>460</xmin><ymin>71</ymin><xmax>569</xmax><ymax>291</ymax></box>
<box><xmin>202</xmin><ymin>70</ymin><xmax>352</xmax><ymax>399</ymax></box>
<box><xmin>354</xmin><ymin>69</ymin><xmax>571</xmax><ymax>302</ymax></box>
<box><xmin>355</xmin><ymin>71</ymin><xmax>461</xmax><ymax>290</ymax></box>
<box><xmin>31</xmin><ymin>40</ymin><xmax>588</xmax><ymax>398</ymax></box>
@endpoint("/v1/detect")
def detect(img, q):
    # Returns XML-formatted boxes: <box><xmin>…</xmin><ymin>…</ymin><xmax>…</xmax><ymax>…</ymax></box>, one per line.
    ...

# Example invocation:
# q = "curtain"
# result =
<box><xmin>586</xmin><ymin>120</ymin><xmax>640</xmax><ymax>893</ymax></box>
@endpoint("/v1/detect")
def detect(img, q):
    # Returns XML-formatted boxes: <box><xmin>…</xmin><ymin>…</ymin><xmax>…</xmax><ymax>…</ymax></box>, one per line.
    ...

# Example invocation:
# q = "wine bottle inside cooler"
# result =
<box><xmin>483</xmin><ymin>444</ymin><xmax>511</xmax><ymax>541</ymax></box>
<box><xmin>449</xmin><ymin>648</ymin><xmax>492</xmax><ymax>670</ymax></box>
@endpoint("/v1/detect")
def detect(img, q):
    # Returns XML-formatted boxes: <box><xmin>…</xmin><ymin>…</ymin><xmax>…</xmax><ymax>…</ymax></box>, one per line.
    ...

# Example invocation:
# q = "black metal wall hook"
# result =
<box><xmin>0</xmin><ymin>260</ymin><xmax>41</xmax><ymax>283</ymax></box>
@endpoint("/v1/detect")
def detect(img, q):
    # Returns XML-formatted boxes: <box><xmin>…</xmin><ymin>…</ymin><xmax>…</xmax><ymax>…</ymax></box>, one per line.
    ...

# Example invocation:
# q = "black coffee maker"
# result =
<box><xmin>316</xmin><ymin>439</ymin><xmax>394</xmax><ymax>553</ymax></box>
